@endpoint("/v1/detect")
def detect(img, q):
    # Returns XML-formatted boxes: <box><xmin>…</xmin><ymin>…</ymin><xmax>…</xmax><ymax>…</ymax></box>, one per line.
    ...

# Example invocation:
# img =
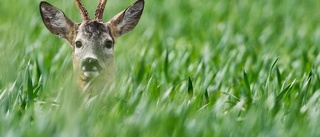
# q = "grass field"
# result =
<box><xmin>1</xmin><ymin>0</ymin><xmax>320</xmax><ymax>136</ymax></box>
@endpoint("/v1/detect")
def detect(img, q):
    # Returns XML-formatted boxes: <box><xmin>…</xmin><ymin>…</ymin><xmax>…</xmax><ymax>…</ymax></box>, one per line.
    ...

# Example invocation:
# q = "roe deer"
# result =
<box><xmin>39</xmin><ymin>0</ymin><xmax>144</xmax><ymax>90</ymax></box>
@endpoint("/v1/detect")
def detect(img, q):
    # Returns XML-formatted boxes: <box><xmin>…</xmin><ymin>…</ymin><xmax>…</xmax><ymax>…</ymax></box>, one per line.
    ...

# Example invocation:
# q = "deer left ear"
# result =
<box><xmin>39</xmin><ymin>1</ymin><xmax>75</xmax><ymax>40</ymax></box>
<box><xmin>108</xmin><ymin>0</ymin><xmax>144</xmax><ymax>38</ymax></box>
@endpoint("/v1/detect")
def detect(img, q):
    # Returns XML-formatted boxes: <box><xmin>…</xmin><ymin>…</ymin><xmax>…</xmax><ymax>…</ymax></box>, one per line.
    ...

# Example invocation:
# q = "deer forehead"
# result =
<box><xmin>73</xmin><ymin>21</ymin><xmax>114</xmax><ymax>63</ymax></box>
<box><xmin>75</xmin><ymin>21</ymin><xmax>113</xmax><ymax>43</ymax></box>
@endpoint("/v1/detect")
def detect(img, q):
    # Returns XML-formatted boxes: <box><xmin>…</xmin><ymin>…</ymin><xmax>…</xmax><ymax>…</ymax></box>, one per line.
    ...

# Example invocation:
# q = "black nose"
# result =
<box><xmin>81</xmin><ymin>58</ymin><xmax>102</xmax><ymax>71</ymax></box>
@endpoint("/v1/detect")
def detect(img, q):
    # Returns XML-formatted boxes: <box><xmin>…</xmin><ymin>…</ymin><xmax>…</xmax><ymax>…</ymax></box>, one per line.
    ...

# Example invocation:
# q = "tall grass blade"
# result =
<box><xmin>188</xmin><ymin>76</ymin><xmax>193</xmax><ymax>97</ymax></box>
<box><xmin>204</xmin><ymin>88</ymin><xmax>209</xmax><ymax>104</ymax></box>
<box><xmin>242</xmin><ymin>71</ymin><xmax>252</xmax><ymax>102</ymax></box>
<box><xmin>276</xmin><ymin>66</ymin><xmax>282</xmax><ymax>87</ymax></box>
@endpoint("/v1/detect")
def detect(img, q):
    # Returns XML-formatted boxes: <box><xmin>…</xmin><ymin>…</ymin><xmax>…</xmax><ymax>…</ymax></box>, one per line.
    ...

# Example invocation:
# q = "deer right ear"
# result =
<box><xmin>39</xmin><ymin>1</ymin><xmax>75</xmax><ymax>40</ymax></box>
<box><xmin>108</xmin><ymin>0</ymin><xmax>144</xmax><ymax>38</ymax></box>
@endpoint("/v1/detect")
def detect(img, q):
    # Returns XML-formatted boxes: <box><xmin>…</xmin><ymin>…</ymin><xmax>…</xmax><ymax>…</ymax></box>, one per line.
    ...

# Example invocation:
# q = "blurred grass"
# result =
<box><xmin>1</xmin><ymin>0</ymin><xmax>320</xmax><ymax>136</ymax></box>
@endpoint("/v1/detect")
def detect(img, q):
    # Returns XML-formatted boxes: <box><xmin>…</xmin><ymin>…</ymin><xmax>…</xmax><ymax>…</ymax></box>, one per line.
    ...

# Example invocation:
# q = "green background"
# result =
<box><xmin>1</xmin><ymin>0</ymin><xmax>320</xmax><ymax>136</ymax></box>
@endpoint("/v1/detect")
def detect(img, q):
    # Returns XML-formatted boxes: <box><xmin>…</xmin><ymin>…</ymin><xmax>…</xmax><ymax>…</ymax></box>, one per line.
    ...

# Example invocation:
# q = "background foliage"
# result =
<box><xmin>1</xmin><ymin>0</ymin><xmax>320</xmax><ymax>136</ymax></box>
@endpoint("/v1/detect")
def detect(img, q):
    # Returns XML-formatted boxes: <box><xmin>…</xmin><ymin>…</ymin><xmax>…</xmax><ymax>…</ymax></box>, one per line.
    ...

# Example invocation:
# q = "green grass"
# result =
<box><xmin>1</xmin><ymin>0</ymin><xmax>320</xmax><ymax>136</ymax></box>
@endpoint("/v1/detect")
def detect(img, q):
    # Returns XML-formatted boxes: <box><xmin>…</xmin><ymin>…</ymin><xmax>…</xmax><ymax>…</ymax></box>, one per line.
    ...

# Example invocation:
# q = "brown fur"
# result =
<box><xmin>40</xmin><ymin>0</ymin><xmax>144</xmax><ymax>91</ymax></box>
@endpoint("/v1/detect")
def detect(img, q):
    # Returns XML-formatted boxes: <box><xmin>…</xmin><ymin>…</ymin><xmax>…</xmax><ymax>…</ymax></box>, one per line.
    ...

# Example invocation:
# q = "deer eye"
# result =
<box><xmin>104</xmin><ymin>40</ymin><xmax>113</xmax><ymax>49</ymax></box>
<box><xmin>75</xmin><ymin>41</ymin><xmax>82</xmax><ymax>48</ymax></box>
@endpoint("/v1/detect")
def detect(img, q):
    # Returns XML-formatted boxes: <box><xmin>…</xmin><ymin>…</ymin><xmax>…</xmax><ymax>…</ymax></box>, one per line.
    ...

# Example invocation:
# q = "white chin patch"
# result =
<box><xmin>84</xmin><ymin>71</ymin><xmax>100</xmax><ymax>78</ymax></box>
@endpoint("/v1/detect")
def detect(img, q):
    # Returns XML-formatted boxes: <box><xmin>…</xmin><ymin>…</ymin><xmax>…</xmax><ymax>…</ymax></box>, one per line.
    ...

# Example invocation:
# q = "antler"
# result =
<box><xmin>74</xmin><ymin>0</ymin><xmax>90</xmax><ymax>21</ymax></box>
<box><xmin>95</xmin><ymin>0</ymin><xmax>107</xmax><ymax>21</ymax></box>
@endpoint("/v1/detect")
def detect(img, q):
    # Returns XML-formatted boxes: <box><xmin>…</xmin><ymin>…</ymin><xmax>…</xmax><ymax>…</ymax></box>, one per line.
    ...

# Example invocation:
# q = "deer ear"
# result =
<box><xmin>39</xmin><ymin>1</ymin><xmax>75</xmax><ymax>40</ymax></box>
<box><xmin>108</xmin><ymin>0</ymin><xmax>144</xmax><ymax>38</ymax></box>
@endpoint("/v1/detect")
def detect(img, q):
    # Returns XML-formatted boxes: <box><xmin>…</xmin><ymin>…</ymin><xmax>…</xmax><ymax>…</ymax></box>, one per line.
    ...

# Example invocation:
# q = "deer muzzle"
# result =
<box><xmin>81</xmin><ymin>57</ymin><xmax>103</xmax><ymax>79</ymax></box>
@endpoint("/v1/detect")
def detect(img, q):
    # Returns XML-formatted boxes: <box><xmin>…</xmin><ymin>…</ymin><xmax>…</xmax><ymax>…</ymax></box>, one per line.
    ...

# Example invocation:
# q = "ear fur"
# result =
<box><xmin>39</xmin><ymin>1</ymin><xmax>75</xmax><ymax>40</ymax></box>
<box><xmin>108</xmin><ymin>0</ymin><xmax>144</xmax><ymax>38</ymax></box>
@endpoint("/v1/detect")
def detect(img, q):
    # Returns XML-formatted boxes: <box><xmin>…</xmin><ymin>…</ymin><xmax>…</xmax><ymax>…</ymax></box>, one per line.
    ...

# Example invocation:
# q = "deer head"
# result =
<box><xmin>39</xmin><ymin>0</ymin><xmax>144</xmax><ymax>90</ymax></box>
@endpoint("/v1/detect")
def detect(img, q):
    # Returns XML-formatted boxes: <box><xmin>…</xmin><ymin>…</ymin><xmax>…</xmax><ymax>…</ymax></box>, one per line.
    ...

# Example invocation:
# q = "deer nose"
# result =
<box><xmin>81</xmin><ymin>57</ymin><xmax>102</xmax><ymax>72</ymax></box>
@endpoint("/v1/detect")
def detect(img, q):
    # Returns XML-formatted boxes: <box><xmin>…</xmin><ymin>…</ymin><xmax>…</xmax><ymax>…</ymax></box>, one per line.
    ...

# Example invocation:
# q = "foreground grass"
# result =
<box><xmin>1</xmin><ymin>0</ymin><xmax>320</xmax><ymax>136</ymax></box>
